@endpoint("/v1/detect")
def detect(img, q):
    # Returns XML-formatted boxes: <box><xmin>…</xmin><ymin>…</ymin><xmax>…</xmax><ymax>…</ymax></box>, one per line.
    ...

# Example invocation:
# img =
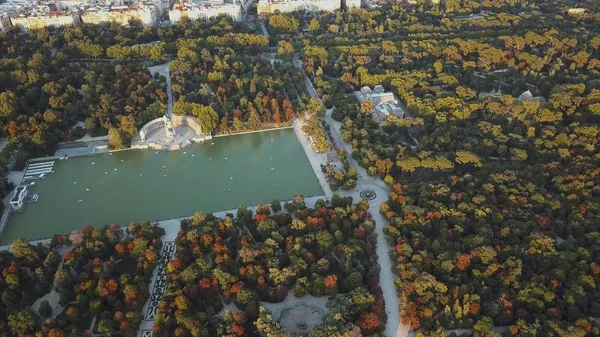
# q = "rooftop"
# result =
<box><xmin>10</xmin><ymin>186</ymin><xmax>26</xmax><ymax>203</ymax></box>
<box><xmin>354</xmin><ymin>85</ymin><xmax>405</xmax><ymax>121</ymax></box>
<box><xmin>517</xmin><ymin>90</ymin><xmax>546</xmax><ymax>103</ymax></box>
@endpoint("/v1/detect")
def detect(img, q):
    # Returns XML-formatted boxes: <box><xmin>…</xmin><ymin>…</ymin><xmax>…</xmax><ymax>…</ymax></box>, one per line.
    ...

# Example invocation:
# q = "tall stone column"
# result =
<box><xmin>164</xmin><ymin>115</ymin><xmax>174</xmax><ymax>139</ymax></box>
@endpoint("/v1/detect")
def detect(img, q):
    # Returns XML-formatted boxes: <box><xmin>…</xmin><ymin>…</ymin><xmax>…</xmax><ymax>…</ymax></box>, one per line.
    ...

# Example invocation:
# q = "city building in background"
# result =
<box><xmin>257</xmin><ymin>0</ymin><xmax>341</xmax><ymax>15</ymax></box>
<box><xmin>354</xmin><ymin>85</ymin><xmax>405</xmax><ymax>122</ymax></box>
<box><xmin>81</xmin><ymin>3</ymin><xmax>160</xmax><ymax>26</ymax></box>
<box><xmin>169</xmin><ymin>0</ymin><xmax>242</xmax><ymax>23</ymax></box>
<box><xmin>344</xmin><ymin>0</ymin><xmax>360</xmax><ymax>10</ymax></box>
<box><xmin>0</xmin><ymin>14</ymin><xmax>12</xmax><ymax>30</ymax></box>
<box><xmin>10</xmin><ymin>9</ymin><xmax>80</xmax><ymax>29</ymax></box>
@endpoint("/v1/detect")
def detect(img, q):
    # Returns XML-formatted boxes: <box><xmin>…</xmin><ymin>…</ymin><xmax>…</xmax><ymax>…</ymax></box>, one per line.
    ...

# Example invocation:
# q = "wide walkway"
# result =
<box><xmin>294</xmin><ymin>56</ymin><xmax>407</xmax><ymax>337</ymax></box>
<box><xmin>325</xmin><ymin>111</ymin><xmax>407</xmax><ymax>337</ymax></box>
<box><xmin>292</xmin><ymin>118</ymin><xmax>334</xmax><ymax>199</ymax></box>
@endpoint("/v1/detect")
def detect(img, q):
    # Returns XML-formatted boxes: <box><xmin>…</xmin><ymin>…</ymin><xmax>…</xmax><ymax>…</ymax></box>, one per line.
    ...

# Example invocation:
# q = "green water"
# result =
<box><xmin>1</xmin><ymin>129</ymin><xmax>323</xmax><ymax>243</ymax></box>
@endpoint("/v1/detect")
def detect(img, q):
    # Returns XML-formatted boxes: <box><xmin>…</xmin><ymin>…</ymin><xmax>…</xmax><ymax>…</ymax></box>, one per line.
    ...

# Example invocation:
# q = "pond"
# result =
<box><xmin>1</xmin><ymin>129</ymin><xmax>323</xmax><ymax>243</ymax></box>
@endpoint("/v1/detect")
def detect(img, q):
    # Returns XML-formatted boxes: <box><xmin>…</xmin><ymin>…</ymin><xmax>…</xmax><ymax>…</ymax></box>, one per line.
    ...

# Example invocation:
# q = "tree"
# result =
<box><xmin>255</xmin><ymin>306</ymin><xmax>294</xmax><ymax>337</ymax></box>
<box><xmin>302</xmin><ymin>114</ymin><xmax>330</xmax><ymax>152</ymax></box>
<box><xmin>360</xmin><ymin>100</ymin><xmax>374</xmax><ymax>116</ymax></box>
<box><xmin>8</xmin><ymin>309</ymin><xmax>37</xmax><ymax>335</ymax></box>
<box><xmin>473</xmin><ymin>317</ymin><xmax>495</xmax><ymax>337</ymax></box>
<box><xmin>233</xmin><ymin>117</ymin><xmax>244</xmax><ymax>132</ymax></box>
<box><xmin>119</xmin><ymin>115</ymin><xmax>138</xmax><ymax>138</ymax></box>
<box><xmin>257</xmin><ymin>219</ymin><xmax>277</xmax><ymax>238</ymax></box>
<box><xmin>191</xmin><ymin>104</ymin><xmax>218</xmax><ymax>133</ymax></box>
<box><xmin>108</xmin><ymin>128</ymin><xmax>126</xmax><ymax>149</ymax></box>
<box><xmin>0</xmin><ymin>90</ymin><xmax>17</xmax><ymax>118</ymax></box>
<box><xmin>309</xmin><ymin>18</ymin><xmax>320</xmax><ymax>33</ymax></box>
<box><xmin>278</xmin><ymin>41</ymin><xmax>294</xmax><ymax>56</ymax></box>
<box><xmin>359</xmin><ymin>312</ymin><xmax>382</xmax><ymax>334</ymax></box>
<box><xmin>39</xmin><ymin>300</ymin><xmax>52</xmax><ymax>317</ymax></box>
<box><xmin>130</xmin><ymin>238</ymin><xmax>149</xmax><ymax>257</ymax></box>
<box><xmin>11</xmin><ymin>239</ymin><xmax>38</xmax><ymax>262</ymax></box>
<box><xmin>434</xmin><ymin>60</ymin><xmax>443</xmax><ymax>74</ymax></box>
<box><xmin>248</xmin><ymin>110</ymin><xmax>261</xmax><ymax>130</ymax></box>
<box><xmin>97</xmin><ymin>318</ymin><xmax>117</xmax><ymax>336</ymax></box>
<box><xmin>218</xmin><ymin>116</ymin><xmax>229</xmax><ymax>133</ymax></box>
<box><xmin>324</xmin><ymin>275</ymin><xmax>337</xmax><ymax>289</ymax></box>
<box><xmin>306</xmin><ymin>98</ymin><xmax>323</xmax><ymax>116</ymax></box>
<box><xmin>270</xmin><ymin>199</ymin><xmax>282</xmax><ymax>213</ymax></box>
<box><xmin>293</xmin><ymin>195</ymin><xmax>306</xmax><ymax>209</ymax></box>
<box><xmin>349</xmin><ymin>288</ymin><xmax>374</xmax><ymax>315</ymax></box>
<box><xmin>268</xmin><ymin>15</ymin><xmax>299</xmax><ymax>34</ymax></box>
<box><xmin>382</xmin><ymin>40</ymin><xmax>398</xmax><ymax>54</ymax></box>
<box><xmin>455</xmin><ymin>151</ymin><xmax>482</xmax><ymax>168</ymax></box>
<box><xmin>316</xmin><ymin>231</ymin><xmax>334</xmax><ymax>250</ymax></box>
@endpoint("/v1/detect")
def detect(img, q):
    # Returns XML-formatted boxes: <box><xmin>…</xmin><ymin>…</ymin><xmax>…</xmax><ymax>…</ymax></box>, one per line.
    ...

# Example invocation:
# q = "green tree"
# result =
<box><xmin>473</xmin><ymin>317</ymin><xmax>495</xmax><ymax>337</ymax></box>
<box><xmin>108</xmin><ymin>128</ymin><xmax>126</xmax><ymax>149</ymax></box>
<box><xmin>360</xmin><ymin>100</ymin><xmax>374</xmax><ymax>116</ymax></box>
<box><xmin>257</xmin><ymin>219</ymin><xmax>277</xmax><ymax>238</ymax></box>
<box><xmin>233</xmin><ymin>117</ymin><xmax>244</xmax><ymax>132</ymax></box>
<box><xmin>54</xmin><ymin>270</ymin><xmax>71</xmax><ymax>288</ymax></box>
<box><xmin>268</xmin><ymin>15</ymin><xmax>299</xmax><ymax>34</ymax></box>
<box><xmin>248</xmin><ymin>110</ymin><xmax>261</xmax><ymax>130</ymax></box>
<box><xmin>0</xmin><ymin>90</ymin><xmax>17</xmax><ymax>118</ymax></box>
<box><xmin>119</xmin><ymin>115</ymin><xmax>138</xmax><ymax>138</ymax></box>
<box><xmin>8</xmin><ymin>309</ymin><xmax>37</xmax><ymax>335</ymax></box>
<box><xmin>97</xmin><ymin>318</ymin><xmax>117</xmax><ymax>336</ymax></box>
<box><xmin>309</xmin><ymin>18</ymin><xmax>320</xmax><ymax>33</ymax></box>
<box><xmin>39</xmin><ymin>300</ymin><xmax>52</xmax><ymax>317</ymax></box>
<box><xmin>277</xmin><ymin>41</ymin><xmax>295</xmax><ymax>56</ymax></box>
<box><xmin>130</xmin><ymin>238</ymin><xmax>149</xmax><ymax>257</ymax></box>
<box><xmin>11</xmin><ymin>239</ymin><xmax>37</xmax><ymax>262</ymax></box>
<box><xmin>191</xmin><ymin>104</ymin><xmax>218</xmax><ymax>133</ymax></box>
<box><xmin>270</xmin><ymin>199</ymin><xmax>282</xmax><ymax>213</ymax></box>
<box><xmin>454</xmin><ymin>151</ymin><xmax>482</xmax><ymax>168</ymax></box>
<box><xmin>138</xmin><ymin>101</ymin><xmax>164</xmax><ymax>126</ymax></box>
<box><xmin>316</xmin><ymin>231</ymin><xmax>334</xmax><ymax>250</ymax></box>
<box><xmin>255</xmin><ymin>306</ymin><xmax>293</xmax><ymax>337</ymax></box>
<box><xmin>434</xmin><ymin>60</ymin><xmax>443</xmax><ymax>74</ymax></box>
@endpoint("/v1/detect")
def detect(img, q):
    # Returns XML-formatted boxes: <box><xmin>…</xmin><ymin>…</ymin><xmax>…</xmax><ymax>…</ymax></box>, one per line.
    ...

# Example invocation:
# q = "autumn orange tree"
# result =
<box><xmin>38</xmin><ymin>222</ymin><xmax>163</xmax><ymax>337</ymax></box>
<box><xmin>154</xmin><ymin>196</ymin><xmax>387</xmax><ymax>336</ymax></box>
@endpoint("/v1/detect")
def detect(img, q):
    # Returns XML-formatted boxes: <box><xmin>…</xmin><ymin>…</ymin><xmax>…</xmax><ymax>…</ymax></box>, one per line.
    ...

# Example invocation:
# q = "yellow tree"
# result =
<box><xmin>360</xmin><ymin>99</ymin><xmax>374</xmax><ymax>116</ymax></box>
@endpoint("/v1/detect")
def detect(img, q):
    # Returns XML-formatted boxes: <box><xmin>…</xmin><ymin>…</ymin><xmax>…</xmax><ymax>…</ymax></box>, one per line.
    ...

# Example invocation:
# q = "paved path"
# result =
<box><xmin>325</xmin><ymin>111</ymin><xmax>406</xmax><ymax>337</ymax></box>
<box><xmin>293</xmin><ymin>56</ymin><xmax>408</xmax><ymax>337</ymax></box>
<box><xmin>58</xmin><ymin>135</ymin><xmax>108</xmax><ymax>145</ymax></box>
<box><xmin>293</xmin><ymin>57</ymin><xmax>320</xmax><ymax>103</ymax></box>
<box><xmin>260</xmin><ymin>20</ymin><xmax>271</xmax><ymax>38</ymax></box>
<box><xmin>30</xmin><ymin>246</ymin><xmax>71</xmax><ymax>321</ymax></box>
<box><xmin>292</xmin><ymin>119</ymin><xmax>334</xmax><ymax>199</ymax></box>
<box><xmin>147</xmin><ymin>63</ymin><xmax>173</xmax><ymax>117</ymax></box>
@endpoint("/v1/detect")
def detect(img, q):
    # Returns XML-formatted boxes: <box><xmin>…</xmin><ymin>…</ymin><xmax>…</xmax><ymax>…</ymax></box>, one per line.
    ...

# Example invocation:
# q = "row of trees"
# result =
<box><xmin>169</xmin><ymin>44</ymin><xmax>300</xmax><ymax>134</ymax></box>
